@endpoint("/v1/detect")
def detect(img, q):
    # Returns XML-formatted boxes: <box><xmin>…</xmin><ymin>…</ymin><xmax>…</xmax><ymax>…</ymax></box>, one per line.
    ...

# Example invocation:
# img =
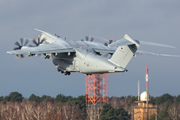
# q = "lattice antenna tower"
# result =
<box><xmin>86</xmin><ymin>74</ymin><xmax>108</xmax><ymax>105</ymax></box>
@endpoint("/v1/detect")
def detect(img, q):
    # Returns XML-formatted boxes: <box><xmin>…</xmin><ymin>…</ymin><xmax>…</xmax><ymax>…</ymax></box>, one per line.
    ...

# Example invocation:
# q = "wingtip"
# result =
<box><xmin>6</xmin><ymin>51</ymin><xmax>11</xmax><ymax>54</ymax></box>
<box><xmin>7</xmin><ymin>51</ymin><xmax>15</xmax><ymax>55</ymax></box>
<box><xmin>34</xmin><ymin>28</ymin><xmax>39</xmax><ymax>31</ymax></box>
<box><xmin>34</xmin><ymin>28</ymin><xmax>46</xmax><ymax>33</ymax></box>
<box><xmin>124</xmin><ymin>34</ymin><xmax>129</xmax><ymax>38</ymax></box>
<box><xmin>34</xmin><ymin>28</ymin><xmax>40</xmax><ymax>31</ymax></box>
<box><xmin>160</xmin><ymin>54</ymin><xmax>180</xmax><ymax>57</ymax></box>
<box><xmin>169</xmin><ymin>46</ymin><xmax>176</xmax><ymax>49</ymax></box>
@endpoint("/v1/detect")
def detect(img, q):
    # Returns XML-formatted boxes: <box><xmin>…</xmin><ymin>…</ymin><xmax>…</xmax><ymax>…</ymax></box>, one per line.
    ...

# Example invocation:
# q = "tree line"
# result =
<box><xmin>0</xmin><ymin>92</ymin><xmax>180</xmax><ymax>119</ymax></box>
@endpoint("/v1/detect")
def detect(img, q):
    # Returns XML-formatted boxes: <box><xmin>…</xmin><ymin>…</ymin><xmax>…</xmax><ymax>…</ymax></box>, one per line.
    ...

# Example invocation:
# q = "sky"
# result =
<box><xmin>0</xmin><ymin>0</ymin><xmax>180</xmax><ymax>98</ymax></box>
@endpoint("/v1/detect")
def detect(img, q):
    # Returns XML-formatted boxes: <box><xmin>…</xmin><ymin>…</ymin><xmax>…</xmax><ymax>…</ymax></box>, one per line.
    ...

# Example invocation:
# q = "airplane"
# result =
<box><xmin>7</xmin><ymin>29</ymin><xmax>176</xmax><ymax>75</ymax></box>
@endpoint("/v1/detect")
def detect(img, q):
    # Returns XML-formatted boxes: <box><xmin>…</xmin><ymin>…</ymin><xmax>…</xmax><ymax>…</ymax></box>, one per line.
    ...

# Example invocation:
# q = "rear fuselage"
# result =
<box><xmin>52</xmin><ymin>50</ymin><xmax>126</xmax><ymax>75</ymax></box>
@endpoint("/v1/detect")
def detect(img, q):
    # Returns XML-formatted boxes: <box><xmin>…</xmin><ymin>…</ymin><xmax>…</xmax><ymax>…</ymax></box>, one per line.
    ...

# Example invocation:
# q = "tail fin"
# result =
<box><xmin>108</xmin><ymin>34</ymin><xmax>139</xmax><ymax>68</ymax></box>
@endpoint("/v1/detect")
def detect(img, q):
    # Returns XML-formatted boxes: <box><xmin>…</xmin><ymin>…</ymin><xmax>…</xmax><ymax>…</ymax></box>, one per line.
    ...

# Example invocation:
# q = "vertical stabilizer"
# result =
<box><xmin>108</xmin><ymin>45</ymin><xmax>137</xmax><ymax>68</ymax></box>
<box><xmin>108</xmin><ymin>34</ymin><xmax>139</xmax><ymax>68</ymax></box>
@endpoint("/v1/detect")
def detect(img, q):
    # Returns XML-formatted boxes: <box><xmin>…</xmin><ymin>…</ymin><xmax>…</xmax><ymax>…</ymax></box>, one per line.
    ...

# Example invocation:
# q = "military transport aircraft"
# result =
<box><xmin>7</xmin><ymin>29</ymin><xmax>176</xmax><ymax>75</ymax></box>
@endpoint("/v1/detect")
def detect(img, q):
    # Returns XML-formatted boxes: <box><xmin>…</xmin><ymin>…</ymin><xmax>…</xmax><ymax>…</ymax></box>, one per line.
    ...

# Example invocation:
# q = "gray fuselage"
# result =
<box><xmin>52</xmin><ymin>49</ymin><xmax>126</xmax><ymax>74</ymax></box>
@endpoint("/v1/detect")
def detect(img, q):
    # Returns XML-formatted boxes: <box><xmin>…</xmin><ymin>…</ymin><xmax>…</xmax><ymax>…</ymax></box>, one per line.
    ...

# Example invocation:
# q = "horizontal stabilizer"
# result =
<box><xmin>136</xmin><ymin>40</ymin><xmax>175</xmax><ymax>49</ymax></box>
<box><xmin>108</xmin><ymin>38</ymin><xmax>132</xmax><ymax>48</ymax></box>
<box><xmin>136</xmin><ymin>50</ymin><xmax>159</xmax><ymax>56</ymax></box>
<box><xmin>108</xmin><ymin>34</ymin><xmax>140</xmax><ymax>48</ymax></box>
<box><xmin>136</xmin><ymin>50</ymin><xmax>180</xmax><ymax>57</ymax></box>
<box><xmin>109</xmin><ymin>34</ymin><xmax>175</xmax><ymax>49</ymax></box>
<box><xmin>159</xmin><ymin>54</ymin><xmax>180</xmax><ymax>57</ymax></box>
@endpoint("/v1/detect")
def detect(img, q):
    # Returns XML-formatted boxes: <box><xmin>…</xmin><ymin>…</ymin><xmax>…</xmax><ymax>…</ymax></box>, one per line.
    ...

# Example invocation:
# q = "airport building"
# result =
<box><xmin>133</xmin><ymin>91</ymin><xmax>157</xmax><ymax>120</ymax></box>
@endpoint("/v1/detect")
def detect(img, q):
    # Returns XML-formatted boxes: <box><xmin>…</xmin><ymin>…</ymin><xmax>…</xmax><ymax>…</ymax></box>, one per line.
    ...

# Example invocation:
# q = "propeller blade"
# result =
<box><xmin>20</xmin><ymin>54</ymin><xmax>25</xmax><ymax>59</ymax></box>
<box><xmin>32</xmin><ymin>38</ymin><xmax>38</xmax><ymax>46</ymax></box>
<box><xmin>104</xmin><ymin>42</ymin><xmax>108</xmax><ymax>46</ymax></box>
<box><xmin>37</xmin><ymin>35</ymin><xmax>41</xmax><ymax>43</ymax></box>
<box><xmin>85</xmin><ymin>36</ymin><xmax>89</xmax><ymax>41</ymax></box>
<box><xmin>38</xmin><ymin>37</ymin><xmax>40</xmax><ymax>44</ymax></box>
<box><xmin>15</xmin><ymin>54</ymin><xmax>19</xmax><ymax>59</ymax></box>
<box><xmin>24</xmin><ymin>39</ymin><xmax>29</xmax><ymax>46</ymax></box>
<box><xmin>109</xmin><ymin>39</ymin><xmax>113</xmax><ymax>44</ymax></box>
<box><xmin>13</xmin><ymin>47</ymin><xmax>20</xmax><ymax>51</ymax></box>
<box><xmin>14</xmin><ymin>41</ymin><xmax>21</xmax><ymax>47</ymax></box>
<box><xmin>40</xmin><ymin>38</ymin><xmax>45</xmax><ymax>44</ymax></box>
<box><xmin>29</xmin><ymin>45</ymin><xmax>33</xmax><ymax>47</ymax></box>
<box><xmin>20</xmin><ymin>38</ymin><xmax>23</xmax><ymax>46</ymax></box>
<box><xmin>90</xmin><ymin>37</ymin><xmax>94</xmax><ymax>42</ymax></box>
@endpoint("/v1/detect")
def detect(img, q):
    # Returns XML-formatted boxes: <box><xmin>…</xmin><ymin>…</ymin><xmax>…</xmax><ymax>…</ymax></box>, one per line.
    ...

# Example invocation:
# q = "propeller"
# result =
<box><xmin>109</xmin><ymin>39</ymin><xmax>113</xmax><ymax>44</ymax></box>
<box><xmin>13</xmin><ymin>38</ymin><xmax>29</xmax><ymax>59</ymax></box>
<box><xmin>104</xmin><ymin>39</ymin><xmax>113</xmax><ymax>46</ymax></box>
<box><xmin>103</xmin><ymin>39</ymin><xmax>114</xmax><ymax>57</ymax></box>
<box><xmin>31</xmin><ymin>37</ymin><xmax>46</xmax><ymax>57</ymax></box>
<box><xmin>90</xmin><ymin>37</ymin><xmax>94</xmax><ymax>42</ymax></box>
<box><xmin>104</xmin><ymin>42</ymin><xmax>108</xmax><ymax>46</ymax></box>
<box><xmin>85</xmin><ymin>36</ymin><xmax>89</xmax><ymax>41</ymax></box>
<box><xmin>32</xmin><ymin>38</ymin><xmax>45</xmax><ymax>46</ymax></box>
<box><xmin>82</xmin><ymin>36</ymin><xmax>94</xmax><ymax>42</ymax></box>
<box><xmin>14</xmin><ymin>54</ymin><xmax>25</xmax><ymax>59</ymax></box>
<box><xmin>13</xmin><ymin>38</ymin><xmax>29</xmax><ymax>50</ymax></box>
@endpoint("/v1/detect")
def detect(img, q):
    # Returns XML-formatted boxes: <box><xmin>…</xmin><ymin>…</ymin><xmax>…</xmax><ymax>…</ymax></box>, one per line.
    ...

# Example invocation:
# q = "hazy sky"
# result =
<box><xmin>1</xmin><ymin>0</ymin><xmax>180</xmax><ymax>98</ymax></box>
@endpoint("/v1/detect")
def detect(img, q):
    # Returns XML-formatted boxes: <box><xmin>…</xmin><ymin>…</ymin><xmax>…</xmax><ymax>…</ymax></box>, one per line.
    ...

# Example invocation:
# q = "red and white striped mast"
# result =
<box><xmin>146</xmin><ymin>66</ymin><xmax>149</xmax><ymax>120</ymax></box>
<box><xmin>146</xmin><ymin>67</ymin><xmax>149</xmax><ymax>92</ymax></box>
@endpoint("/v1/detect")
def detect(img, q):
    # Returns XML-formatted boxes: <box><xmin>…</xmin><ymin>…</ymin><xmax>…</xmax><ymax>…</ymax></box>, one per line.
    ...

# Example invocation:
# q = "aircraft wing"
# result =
<box><xmin>83</xmin><ymin>41</ymin><xmax>115</xmax><ymax>53</ymax></box>
<box><xmin>79</xmin><ymin>36</ymin><xmax>116</xmax><ymax>54</ymax></box>
<box><xmin>7</xmin><ymin>40</ymin><xmax>75</xmax><ymax>56</ymax></box>
<box><xmin>7</xmin><ymin>34</ymin><xmax>115</xmax><ymax>57</ymax></box>
<box><xmin>7</xmin><ymin>29</ymin><xmax>177</xmax><ymax>58</ymax></box>
<box><xmin>66</xmin><ymin>39</ymin><xmax>116</xmax><ymax>54</ymax></box>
